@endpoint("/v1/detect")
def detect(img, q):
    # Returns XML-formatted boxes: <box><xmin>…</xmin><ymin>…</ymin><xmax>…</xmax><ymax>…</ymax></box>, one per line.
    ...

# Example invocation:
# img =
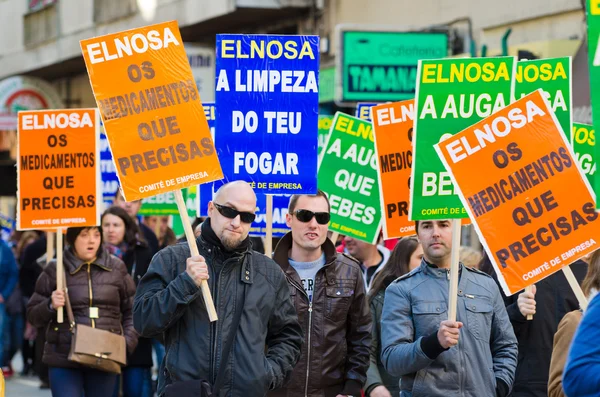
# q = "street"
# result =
<box><xmin>5</xmin><ymin>375</ymin><xmax>50</xmax><ymax>397</ymax></box>
<box><xmin>3</xmin><ymin>354</ymin><xmax>50</xmax><ymax>397</ymax></box>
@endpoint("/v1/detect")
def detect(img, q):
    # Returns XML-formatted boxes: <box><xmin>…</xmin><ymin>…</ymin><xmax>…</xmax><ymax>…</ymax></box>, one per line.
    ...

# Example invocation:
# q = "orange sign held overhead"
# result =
<box><xmin>80</xmin><ymin>20</ymin><xmax>223</xmax><ymax>201</ymax></box>
<box><xmin>17</xmin><ymin>109</ymin><xmax>101</xmax><ymax>230</ymax></box>
<box><xmin>372</xmin><ymin>100</ymin><xmax>416</xmax><ymax>239</ymax></box>
<box><xmin>436</xmin><ymin>90</ymin><xmax>600</xmax><ymax>296</ymax></box>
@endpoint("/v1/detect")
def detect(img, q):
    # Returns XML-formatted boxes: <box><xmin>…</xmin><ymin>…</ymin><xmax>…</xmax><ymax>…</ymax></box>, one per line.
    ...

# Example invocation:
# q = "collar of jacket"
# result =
<box><xmin>196</xmin><ymin>226</ymin><xmax>254</xmax><ymax>285</ymax></box>
<box><xmin>420</xmin><ymin>258</ymin><xmax>464</xmax><ymax>278</ymax></box>
<box><xmin>64</xmin><ymin>247</ymin><xmax>113</xmax><ymax>275</ymax></box>
<box><xmin>273</xmin><ymin>232</ymin><xmax>338</xmax><ymax>281</ymax></box>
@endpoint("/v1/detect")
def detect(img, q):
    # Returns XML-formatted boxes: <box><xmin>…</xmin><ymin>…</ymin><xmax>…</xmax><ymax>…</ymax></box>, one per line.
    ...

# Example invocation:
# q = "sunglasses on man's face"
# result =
<box><xmin>213</xmin><ymin>203</ymin><xmax>256</xmax><ymax>224</ymax></box>
<box><xmin>293</xmin><ymin>209</ymin><xmax>330</xmax><ymax>225</ymax></box>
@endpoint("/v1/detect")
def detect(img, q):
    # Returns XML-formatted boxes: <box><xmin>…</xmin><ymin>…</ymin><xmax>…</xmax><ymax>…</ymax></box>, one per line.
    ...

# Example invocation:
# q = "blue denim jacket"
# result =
<box><xmin>381</xmin><ymin>261</ymin><xmax>518</xmax><ymax>397</ymax></box>
<box><xmin>0</xmin><ymin>240</ymin><xmax>18</xmax><ymax>300</ymax></box>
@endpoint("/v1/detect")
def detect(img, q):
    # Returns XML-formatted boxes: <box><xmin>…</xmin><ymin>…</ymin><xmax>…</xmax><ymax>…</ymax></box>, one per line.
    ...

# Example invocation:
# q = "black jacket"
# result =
<box><xmin>123</xmin><ymin>241</ymin><xmax>154</xmax><ymax>368</ymax></box>
<box><xmin>365</xmin><ymin>290</ymin><xmax>400</xmax><ymax>396</ymax></box>
<box><xmin>27</xmin><ymin>248</ymin><xmax>138</xmax><ymax>369</ymax></box>
<box><xmin>20</xmin><ymin>235</ymin><xmax>47</xmax><ymax>298</ymax></box>
<box><xmin>133</xmin><ymin>222</ymin><xmax>303</xmax><ymax>397</ymax></box>
<box><xmin>271</xmin><ymin>233</ymin><xmax>371</xmax><ymax>397</ymax></box>
<box><xmin>497</xmin><ymin>260</ymin><xmax>587</xmax><ymax>397</ymax></box>
<box><xmin>140</xmin><ymin>222</ymin><xmax>160</xmax><ymax>255</ymax></box>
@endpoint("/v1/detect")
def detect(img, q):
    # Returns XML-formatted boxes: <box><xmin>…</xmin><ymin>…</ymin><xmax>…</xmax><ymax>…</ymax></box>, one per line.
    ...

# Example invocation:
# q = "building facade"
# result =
<box><xmin>0</xmin><ymin>0</ymin><xmax>590</xmax><ymax>246</ymax></box>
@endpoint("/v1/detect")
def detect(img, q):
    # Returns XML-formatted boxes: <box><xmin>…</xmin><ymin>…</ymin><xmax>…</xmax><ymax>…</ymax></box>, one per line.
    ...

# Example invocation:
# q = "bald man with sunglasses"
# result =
<box><xmin>271</xmin><ymin>190</ymin><xmax>371</xmax><ymax>397</ymax></box>
<box><xmin>134</xmin><ymin>181</ymin><xmax>303</xmax><ymax>397</ymax></box>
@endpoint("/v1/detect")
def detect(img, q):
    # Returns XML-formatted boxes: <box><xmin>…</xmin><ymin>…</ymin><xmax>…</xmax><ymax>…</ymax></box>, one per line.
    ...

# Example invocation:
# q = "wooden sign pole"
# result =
<box><xmin>265</xmin><ymin>195</ymin><xmax>273</xmax><ymax>257</ymax></box>
<box><xmin>174</xmin><ymin>190</ymin><xmax>218</xmax><ymax>322</ymax></box>
<box><xmin>447</xmin><ymin>219</ymin><xmax>462</xmax><ymax>322</ymax></box>
<box><xmin>56</xmin><ymin>229</ymin><xmax>64</xmax><ymax>324</ymax></box>
<box><xmin>329</xmin><ymin>232</ymin><xmax>339</xmax><ymax>245</ymax></box>
<box><xmin>563</xmin><ymin>266</ymin><xmax>588</xmax><ymax>311</ymax></box>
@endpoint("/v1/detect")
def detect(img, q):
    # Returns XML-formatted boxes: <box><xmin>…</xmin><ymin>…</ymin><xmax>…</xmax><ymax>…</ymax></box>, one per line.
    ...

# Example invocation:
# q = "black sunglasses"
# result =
<box><xmin>293</xmin><ymin>209</ymin><xmax>330</xmax><ymax>225</ymax></box>
<box><xmin>213</xmin><ymin>203</ymin><xmax>256</xmax><ymax>224</ymax></box>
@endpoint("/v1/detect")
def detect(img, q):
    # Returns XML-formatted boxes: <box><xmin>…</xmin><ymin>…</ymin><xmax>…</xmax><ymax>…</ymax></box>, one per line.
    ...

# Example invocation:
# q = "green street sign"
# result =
<box><xmin>319</xmin><ymin>67</ymin><xmax>335</xmax><ymax>103</ymax></box>
<box><xmin>515</xmin><ymin>57</ymin><xmax>572</xmax><ymax>140</ymax></box>
<box><xmin>318</xmin><ymin>115</ymin><xmax>333</xmax><ymax>156</ymax></box>
<box><xmin>411</xmin><ymin>56</ymin><xmax>516</xmax><ymax>220</ymax></box>
<box><xmin>586</xmin><ymin>0</ymin><xmax>600</xmax><ymax>207</ymax></box>
<box><xmin>572</xmin><ymin>123</ymin><xmax>596</xmax><ymax>188</ymax></box>
<box><xmin>318</xmin><ymin>112</ymin><xmax>382</xmax><ymax>243</ymax></box>
<box><xmin>337</xmin><ymin>29</ymin><xmax>448</xmax><ymax>103</ymax></box>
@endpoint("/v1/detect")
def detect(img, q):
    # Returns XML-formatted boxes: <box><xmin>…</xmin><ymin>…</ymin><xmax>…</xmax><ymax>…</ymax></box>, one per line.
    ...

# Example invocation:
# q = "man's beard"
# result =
<box><xmin>220</xmin><ymin>231</ymin><xmax>245</xmax><ymax>250</ymax></box>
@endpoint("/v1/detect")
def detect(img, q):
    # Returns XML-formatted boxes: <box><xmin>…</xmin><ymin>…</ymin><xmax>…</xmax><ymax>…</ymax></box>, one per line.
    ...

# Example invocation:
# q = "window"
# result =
<box><xmin>94</xmin><ymin>0</ymin><xmax>137</xmax><ymax>24</ymax></box>
<box><xmin>23</xmin><ymin>0</ymin><xmax>58</xmax><ymax>47</ymax></box>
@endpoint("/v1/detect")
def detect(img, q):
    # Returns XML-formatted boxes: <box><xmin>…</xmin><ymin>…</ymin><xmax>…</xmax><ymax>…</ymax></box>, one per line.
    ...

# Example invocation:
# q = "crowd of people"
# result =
<box><xmin>0</xmin><ymin>180</ymin><xmax>599</xmax><ymax>396</ymax></box>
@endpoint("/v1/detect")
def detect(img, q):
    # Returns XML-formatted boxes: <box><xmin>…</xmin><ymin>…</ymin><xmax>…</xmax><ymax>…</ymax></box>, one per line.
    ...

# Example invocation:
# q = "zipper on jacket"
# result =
<box><xmin>87</xmin><ymin>263</ymin><xmax>95</xmax><ymax>328</ymax></box>
<box><xmin>209</xmin><ymin>248</ymin><xmax>218</xmax><ymax>383</ymax></box>
<box><xmin>287</xmin><ymin>275</ymin><xmax>314</xmax><ymax>397</ymax></box>
<box><xmin>447</xmin><ymin>267</ymin><xmax>464</xmax><ymax>396</ymax></box>
<box><xmin>210</xmin><ymin>252</ymin><xmax>232</xmax><ymax>385</ymax></box>
<box><xmin>304</xmin><ymin>301</ymin><xmax>313</xmax><ymax>397</ymax></box>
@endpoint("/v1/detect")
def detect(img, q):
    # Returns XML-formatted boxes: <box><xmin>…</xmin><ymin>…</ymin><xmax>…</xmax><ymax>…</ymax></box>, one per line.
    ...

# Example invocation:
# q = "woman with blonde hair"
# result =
<box><xmin>548</xmin><ymin>251</ymin><xmax>600</xmax><ymax>397</ymax></box>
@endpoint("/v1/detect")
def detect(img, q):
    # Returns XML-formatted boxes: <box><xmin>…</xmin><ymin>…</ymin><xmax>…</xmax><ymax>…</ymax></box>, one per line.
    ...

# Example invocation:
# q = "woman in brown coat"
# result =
<box><xmin>26</xmin><ymin>226</ymin><xmax>137</xmax><ymax>397</ymax></box>
<box><xmin>548</xmin><ymin>251</ymin><xmax>600</xmax><ymax>397</ymax></box>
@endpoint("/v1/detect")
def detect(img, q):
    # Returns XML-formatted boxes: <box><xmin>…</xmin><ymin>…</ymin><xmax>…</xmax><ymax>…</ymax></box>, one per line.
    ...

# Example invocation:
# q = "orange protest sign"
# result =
<box><xmin>372</xmin><ymin>100</ymin><xmax>416</xmax><ymax>239</ymax></box>
<box><xmin>80</xmin><ymin>20</ymin><xmax>222</xmax><ymax>201</ymax></box>
<box><xmin>17</xmin><ymin>109</ymin><xmax>101</xmax><ymax>230</ymax></box>
<box><xmin>435</xmin><ymin>89</ymin><xmax>600</xmax><ymax>296</ymax></box>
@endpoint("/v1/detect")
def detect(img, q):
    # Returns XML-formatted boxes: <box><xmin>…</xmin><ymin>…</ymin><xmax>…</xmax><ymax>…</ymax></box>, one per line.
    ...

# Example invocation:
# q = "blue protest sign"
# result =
<box><xmin>198</xmin><ymin>181</ymin><xmax>290</xmax><ymax>238</ymax></box>
<box><xmin>215</xmin><ymin>35</ymin><xmax>319</xmax><ymax>194</ymax></box>
<box><xmin>0</xmin><ymin>213</ymin><xmax>15</xmax><ymax>242</ymax></box>
<box><xmin>99</xmin><ymin>123</ymin><xmax>120</xmax><ymax>208</ymax></box>
<box><xmin>252</xmin><ymin>194</ymin><xmax>291</xmax><ymax>237</ymax></box>
<box><xmin>203</xmin><ymin>102</ymin><xmax>215</xmax><ymax>138</ymax></box>
<box><xmin>198</xmin><ymin>103</ymin><xmax>216</xmax><ymax>214</ymax></box>
<box><xmin>355</xmin><ymin>103</ymin><xmax>379</xmax><ymax>121</ymax></box>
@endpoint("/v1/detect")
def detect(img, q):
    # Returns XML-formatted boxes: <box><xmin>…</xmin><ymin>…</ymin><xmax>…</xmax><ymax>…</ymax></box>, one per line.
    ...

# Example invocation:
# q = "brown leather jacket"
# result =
<box><xmin>27</xmin><ymin>247</ymin><xmax>138</xmax><ymax>368</ymax></box>
<box><xmin>548</xmin><ymin>310</ymin><xmax>583</xmax><ymax>397</ymax></box>
<box><xmin>271</xmin><ymin>233</ymin><xmax>372</xmax><ymax>397</ymax></box>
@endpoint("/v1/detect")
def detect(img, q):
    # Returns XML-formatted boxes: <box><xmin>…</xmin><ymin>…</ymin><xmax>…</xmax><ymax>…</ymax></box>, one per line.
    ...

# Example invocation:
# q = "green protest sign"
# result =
<box><xmin>318</xmin><ymin>112</ymin><xmax>381</xmax><ymax>243</ymax></box>
<box><xmin>572</xmin><ymin>123</ymin><xmax>596</xmax><ymax>188</ymax></box>
<box><xmin>515</xmin><ymin>57</ymin><xmax>571</xmax><ymax>139</ymax></box>
<box><xmin>410</xmin><ymin>56</ymin><xmax>516</xmax><ymax>220</ymax></box>
<box><xmin>139</xmin><ymin>192</ymin><xmax>179</xmax><ymax>216</ymax></box>
<box><xmin>172</xmin><ymin>186</ymin><xmax>198</xmax><ymax>236</ymax></box>
<box><xmin>139</xmin><ymin>187</ymin><xmax>197</xmax><ymax>218</ymax></box>
<box><xmin>586</xmin><ymin>0</ymin><xmax>600</xmax><ymax>207</ymax></box>
<box><xmin>318</xmin><ymin>115</ymin><xmax>333</xmax><ymax>157</ymax></box>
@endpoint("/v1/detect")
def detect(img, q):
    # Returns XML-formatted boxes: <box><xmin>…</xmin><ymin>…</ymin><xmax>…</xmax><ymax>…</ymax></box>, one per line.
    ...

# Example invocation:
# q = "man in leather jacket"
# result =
<box><xmin>133</xmin><ymin>181</ymin><xmax>303</xmax><ymax>397</ymax></box>
<box><xmin>271</xmin><ymin>190</ymin><xmax>371</xmax><ymax>397</ymax></box>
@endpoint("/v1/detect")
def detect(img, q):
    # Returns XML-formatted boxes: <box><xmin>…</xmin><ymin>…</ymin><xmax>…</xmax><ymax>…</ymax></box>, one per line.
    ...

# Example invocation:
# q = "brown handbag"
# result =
<box><xmin>62</xmin><ymin>268</ymin><xmax>127</xmax><ymax>374</ymax></box>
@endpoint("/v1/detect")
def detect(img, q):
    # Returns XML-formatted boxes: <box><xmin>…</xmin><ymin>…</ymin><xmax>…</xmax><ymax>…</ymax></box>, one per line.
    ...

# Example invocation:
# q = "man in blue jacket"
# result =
<box><xmin>381</xmin><ymin>219</ymin><xmax>518</xmax><ymax>397</ymax></box>
<box><xmin>0</xmin><ymin>239</ymin><xmax>18</xmax><ymax>368</ymax></box>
